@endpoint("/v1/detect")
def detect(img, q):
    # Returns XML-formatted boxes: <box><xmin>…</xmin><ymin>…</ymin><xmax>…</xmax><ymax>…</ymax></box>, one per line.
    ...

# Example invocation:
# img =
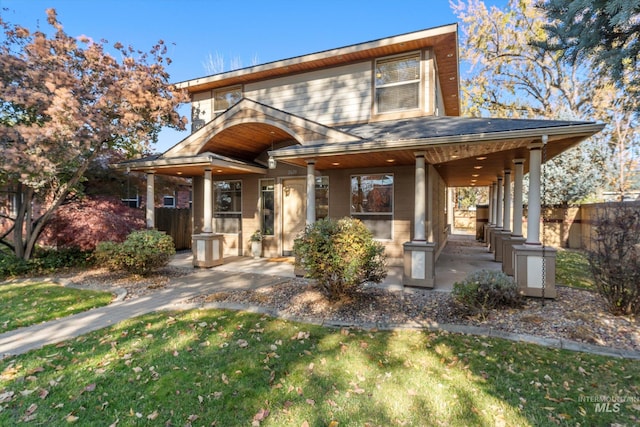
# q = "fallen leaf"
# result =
<box><xmin>306</xmin><ymin>399</ymin><xmax>315</xmax><ymax>406</ymax></box>
<box><xmin>65</xmin><ymin>414</ymin><xmax>79</xmax><ymax>423</ymax></box>
<box><xmin>328</xmin><ymin>421</ymin><xmax>339</xmax><ymax>427</ymax></box>
<box><xmin>237</xmin><ymin>339</ymin><xmax>249</xmax><ymax>348</ymax></box>
<box><xmin>253</xmin><ymin>408</ymin><xmax>270</xmax><ymax>422</ymax></box>
<box><xmin>39</xmin><ymin>389</ymin><xmax>49</xmax><ymax>399</ymax></box>
<box><xmin>221</xmin><ymin>374</ymin><xmax>229</xmax><ymax>384</ymax></box>
<box><xmin>147</xmin><ymin>411</ymin><xmax>159</xmax><ymax>420</ymax></box>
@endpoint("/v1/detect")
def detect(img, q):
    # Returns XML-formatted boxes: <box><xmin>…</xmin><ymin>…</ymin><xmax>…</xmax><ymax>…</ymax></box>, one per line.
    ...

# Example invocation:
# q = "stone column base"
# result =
<box><xmin>484</xmin><ymin>224</ymin><xmax>495</xmax><ymax>247</ymax></box>
<box><xmin>513</xmin><ymin>244</ymin><xmax>557</xmax><ymax>298</ymax></box>
<box><xmin>192</xmin><ymin>233</ymin><xmax>224</xmax><ymax>268</ymax></box>
<box><xmin>489</xmin><ymin>227</ymin><xmax>504</xmax><ymax>253</ymax></box>
<box><xmin>493</xmin><ymin>231</ymin><xmax>512</xmax><ymax>262</ymax></box>
<box><xmin>403</xmin><ymin>241</ymin><xmax>436</xmax><ymax>288</ymax></box>
<box><xmin>502</xmin><ymin>236</ymin><xmax>526</xmax><ymax>276</ymax></box>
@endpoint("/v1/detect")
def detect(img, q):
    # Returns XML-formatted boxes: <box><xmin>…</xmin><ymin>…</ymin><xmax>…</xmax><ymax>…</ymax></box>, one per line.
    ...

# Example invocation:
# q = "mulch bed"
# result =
<box><xmin>48</xmin><ymin>267</ymin><xmax>639</xmax><ymax>353</ymax></box>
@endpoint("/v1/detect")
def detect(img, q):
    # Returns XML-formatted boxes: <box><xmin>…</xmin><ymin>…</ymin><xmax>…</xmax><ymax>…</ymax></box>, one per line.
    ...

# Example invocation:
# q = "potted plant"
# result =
<box><xmin>249</xmin><ymin>230</ymin><xmax>263</xmax><ymax>259</ymax></box>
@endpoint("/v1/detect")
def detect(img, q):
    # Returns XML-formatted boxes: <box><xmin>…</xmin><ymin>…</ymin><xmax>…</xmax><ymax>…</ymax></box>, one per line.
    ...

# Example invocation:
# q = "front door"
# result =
<box><xmin>282</xmin><ymin>178</ymin><xmax>307</xmax><ymax>255</ymax></box>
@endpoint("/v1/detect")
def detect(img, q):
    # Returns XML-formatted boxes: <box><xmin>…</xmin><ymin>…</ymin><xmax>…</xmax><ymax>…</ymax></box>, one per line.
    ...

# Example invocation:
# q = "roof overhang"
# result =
<box><xmin>175</xmin><ymin>24</ymin><xmax>460</xmax><ymax>116</ymax></box>
<box><xmin>112</xmin><ymin>152</ymin><xmax>267</xmax><ymax>177</ymax></box>
<box><xmin>269</xmin><ymin>121</ymin><xmax>605</xmax><ymax>187</ymax></box>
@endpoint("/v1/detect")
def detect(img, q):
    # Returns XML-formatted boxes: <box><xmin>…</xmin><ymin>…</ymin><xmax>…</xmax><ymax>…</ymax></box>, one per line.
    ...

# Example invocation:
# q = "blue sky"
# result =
<box><xmin>2</xmin><ymin>0</ymin><xmax>506</xmax><ymax>152</ymax></box>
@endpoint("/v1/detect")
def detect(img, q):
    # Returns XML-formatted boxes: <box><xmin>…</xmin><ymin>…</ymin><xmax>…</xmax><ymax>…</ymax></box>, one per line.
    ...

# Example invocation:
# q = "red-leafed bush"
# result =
<box><xmin>40</xmin><ymin>196</ymin><xmax>145</xmax><ymax>251</ymax></box>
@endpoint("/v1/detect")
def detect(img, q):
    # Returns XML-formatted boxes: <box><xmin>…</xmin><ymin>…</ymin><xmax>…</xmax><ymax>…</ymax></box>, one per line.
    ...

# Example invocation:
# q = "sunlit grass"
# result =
<box><xmin>1</xmin><ymin>309</ymin><xmax>638</xmax><ymax>426</ymax></box>
<box><xmin>555</xmin><ymin>249</ymin><xmax>595</xmax><ymax>289</ymax></box>
<box><xmin>0</xmin><ymin>281</ymin><xmax>114</xmax><ymax>332</ymax></box>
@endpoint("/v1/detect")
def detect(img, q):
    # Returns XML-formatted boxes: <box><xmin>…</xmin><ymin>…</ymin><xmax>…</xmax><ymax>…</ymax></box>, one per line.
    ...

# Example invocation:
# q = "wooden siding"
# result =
<box><xmin>192</xmin><ymin>91</ymin><xmax>212</xmax><ymax>130</ymax></box>
<box><xmin>245</xmin><ymin>62</ymin><xmax>372</xmax><ymax>126</ymax></box>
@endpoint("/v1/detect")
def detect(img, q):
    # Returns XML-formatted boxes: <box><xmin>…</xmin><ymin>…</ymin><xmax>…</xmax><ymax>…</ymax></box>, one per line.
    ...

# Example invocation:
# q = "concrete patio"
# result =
<box><xmin>170</xmin><ymin>233</ymin><xmax>501</xmax><ymax>291</ymax></box>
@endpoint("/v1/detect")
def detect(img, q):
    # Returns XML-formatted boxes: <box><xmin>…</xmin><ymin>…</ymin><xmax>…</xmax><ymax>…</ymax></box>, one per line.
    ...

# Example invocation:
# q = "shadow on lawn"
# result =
<box><xmin>0</xmin><ymin>309</ymin><xmax>637</xmax><ymax>426</ymax></box>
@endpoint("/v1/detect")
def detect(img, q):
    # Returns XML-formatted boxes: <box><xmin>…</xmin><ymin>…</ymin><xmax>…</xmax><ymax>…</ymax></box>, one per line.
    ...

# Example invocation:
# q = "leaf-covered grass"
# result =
<box><xmin>555</xmin><ymin>249</ymin><xmax>595</xmax><ymax>290</ymax></box>
<box><xmin>0</xmin><ymin>282</ymin><xmax>113</xmax><ymax>332</ymax></box>
<box><xmin>1</xmin><ymin>309</ymin><xmax>638</xmax><ymax>426</ymax></box>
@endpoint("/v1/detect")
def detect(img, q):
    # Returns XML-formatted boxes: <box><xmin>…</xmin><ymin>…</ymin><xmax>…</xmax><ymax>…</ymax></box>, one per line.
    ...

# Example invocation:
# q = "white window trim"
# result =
<box><xmin>162</xmin><ymin>195</ymin><xmax>176</xmax><ymax>208</ymax></box>
<box><xmin>259</xmin><ymin>178</ymin><xmax>275</xmax><ymax>236</ymax></box>
<box><xmin>350</xmin><ymin>173</ymin><xmax>394</xmax><ymax>241</ymax></box>
<box><xmin>374</xmin><ymin>51</ymin><xmax>422</xmax><ymax>115</ymax></box>
<box><xmin>213</xmin><ymin>179</ymin><xmax>243</xmax><ymax>234</ymax></box>
<box><xmin>213</xmin><ymin>85</ymin><xmax>243</xmax><ymax>114</ymax></box>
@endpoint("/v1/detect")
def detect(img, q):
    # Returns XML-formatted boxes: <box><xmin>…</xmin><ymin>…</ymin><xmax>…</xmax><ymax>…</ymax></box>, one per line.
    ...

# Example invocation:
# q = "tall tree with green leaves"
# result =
<box><xmin>0</xmin><ymin>9</ymin><xmax>188</xmax><ymax>260</ymax></box>
<box><xmin>539</xmin><ymin>0</ymin><xmax>640</xmax><ymax>108</ymax></box>
<box><xmin>451</xmin><ymin>0</ymin><xmax>636</xmax><ymax>204</ymax></box>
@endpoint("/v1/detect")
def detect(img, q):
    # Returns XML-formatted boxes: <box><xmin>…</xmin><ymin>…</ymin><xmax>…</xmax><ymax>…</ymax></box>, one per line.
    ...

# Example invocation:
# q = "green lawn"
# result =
<box><xmin>1</xmin><ymin>309</ymin><xmax>638</xmax><ymax>426</ymax></box>
<box><xmin>0</xmin><ymin>281</ymin><xmax>114</xmax><ymax>332</ymax></box>
<box><xmin>555</xmin><ymin>249</ymin><xmax>595</xmax><ymax>290</ymax></box>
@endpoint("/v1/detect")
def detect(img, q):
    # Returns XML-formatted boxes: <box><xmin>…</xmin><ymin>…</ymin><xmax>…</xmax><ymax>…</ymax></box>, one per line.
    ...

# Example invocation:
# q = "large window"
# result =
<box><xmin>351</xmin><ymin>174</ymin><xmax>393</xmax><ymax>240</ymax></box>
<box><xmin>213</xmin><ymin>86</ymin><xmax>242</xmax><ymax>114</ymax></box>
<box><xmin>260</xmin><ymin>179</ymin><xmax>275</xmax><ymax>236</ymax></box>
<box><xmin>375</xmin><ymin>53</ymin><xmax>421</xmax><ymax>114</ymax></box>
<box><xmin>214</xmin><ymin>180</ymin><xmax>242</xmax><ymax>233</ymax></box>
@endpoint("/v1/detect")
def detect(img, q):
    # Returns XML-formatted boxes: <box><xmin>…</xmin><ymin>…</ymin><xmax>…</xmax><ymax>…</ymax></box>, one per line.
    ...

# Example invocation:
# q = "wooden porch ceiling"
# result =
<box><xmin>276</xmin><ymin>134</ymin><xmax>587</xmax><ymax>187</ymax></box>
<box><xmin>199</xmin><ymin>124</ymin><xmax>293</xmax><ymax>162</ymax></box>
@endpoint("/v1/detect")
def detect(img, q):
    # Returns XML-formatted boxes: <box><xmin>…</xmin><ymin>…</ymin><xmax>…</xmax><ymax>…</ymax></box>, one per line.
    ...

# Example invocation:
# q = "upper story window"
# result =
<box><xmin>213</xmin><ymin>86</ymin><xmax>242</xmax><ymax>114</ymax></box>
<box><xmin>374</xmin><ymin>53</ymin><xmax>421</xmax><ymax>114</ymax></box>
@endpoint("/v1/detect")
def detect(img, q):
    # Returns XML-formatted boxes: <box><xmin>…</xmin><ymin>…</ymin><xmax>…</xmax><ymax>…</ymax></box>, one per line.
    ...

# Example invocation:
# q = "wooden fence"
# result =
<box><xmin>155</xmin><ymin>208</ymin><xmax>192</xmax><ymax>250</ymax></box>
<box><xmin>475</xmin><ymin>201</ymin><xmax>640</xmax><ymax>250</ymax></box>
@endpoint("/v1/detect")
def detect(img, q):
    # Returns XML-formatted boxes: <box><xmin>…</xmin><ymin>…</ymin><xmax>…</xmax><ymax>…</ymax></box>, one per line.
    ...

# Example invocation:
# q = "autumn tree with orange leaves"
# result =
<box><xmin>0</xmin><ymin>9</ymin><xmax>188</xmax><ymax>260</ymax></box>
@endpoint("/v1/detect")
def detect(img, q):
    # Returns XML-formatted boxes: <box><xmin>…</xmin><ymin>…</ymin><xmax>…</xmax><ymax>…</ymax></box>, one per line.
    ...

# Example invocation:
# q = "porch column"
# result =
<box><xmin>306</xmin><ymin>160</ymin><xmax>316</xmax><ymax>226</ymax></box>
<box><xmin>403</xmin><ymin>152</ymin><xmax>435</xmax><ymax>288</ymax></box>
<box><xmin>203</xmin><ymin>168</ymin><xmax>213</xmax><ymax>233</ymax></box>
<box><xmin>526</xmin><ymin>142</ymin><xmax>543</xmax><ymax>245</ymax></box>
<box><xmin>192</xmin><ymin>168</ymin><xmax>223</xmax><ymax>267</ymax></box>
<box><xmin>146</xmin><ymin>171</ymin><xmax>155</xmax><ymax>229</ymax></box>
<box><xmin>513</xmin><ymin>135</ymin><xmax>556</xmax><ymax>298</ymax></box>
<box><xmin>414</xmin><ymin>153</ymin><xmax>426</xmax><ymax>241</ymax></box>
<box><xmin>512</xmin><ymin>159</ymin><xmax>525</xmax><ymax>237</ymax></box>
<box><xmin>503</xmin><ymin>169</ymin><xmax>512</xmax><ymax>232</ymax></box>
<box><xmin>502</xmin><ymin>160</ymin><xmax>526</xmax><ymax>275</ymax></box>
<box><xmin>494</xmin><ymin>170</ymin><xmax>512</xmax><ymax>262</ymax></box>
<box><xmin>484</xmin><ymin>183</ymin><xmax>495</xmax><ymax>245</ymax></box>
<box><xmin>488</xmin><ymin>181</ymin><xmax>499</xmax><ymax>252</ymax></box>
<box><xmin>495</xmin><ymin>175</ymin><xmax>503</xmax><ymax>229</ymax></box>
<box><xmin>447</xmin><ymin>187</ymin><xmax>454</xmax><ymax>234</ymax></box>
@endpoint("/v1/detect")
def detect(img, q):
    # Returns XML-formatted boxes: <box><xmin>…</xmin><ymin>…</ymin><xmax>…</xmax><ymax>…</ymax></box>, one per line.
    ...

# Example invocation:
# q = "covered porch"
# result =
<box><xmin>169</xmin><ymin>233</ymin><xmax>499</xmax><ymax>292</ymax></box>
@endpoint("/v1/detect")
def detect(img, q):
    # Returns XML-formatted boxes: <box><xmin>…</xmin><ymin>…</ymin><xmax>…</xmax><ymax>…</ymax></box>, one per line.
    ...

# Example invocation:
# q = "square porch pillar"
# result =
<box><xmin>192</xmin><ymin>233</ymin><xmax>224</xmax><ymax>268</ymax></box>
<box><xmin>502</xmin><ymin>236</ymin><xmax>526</xmax><ymax>276</ymax></box>
<box><xmin>403</xmin><ymin>241</ymin><xmax>436</xmax><ymax>288</ymax></box>
<box><xmin>493</xmin><ymin>230</ymin><xmax>512</xmax><ymax>262</ymax></box>
<box><xmin>513</xmin><ymin>244</ymin><xmax>557</xmax><ymax>298</ymax></box>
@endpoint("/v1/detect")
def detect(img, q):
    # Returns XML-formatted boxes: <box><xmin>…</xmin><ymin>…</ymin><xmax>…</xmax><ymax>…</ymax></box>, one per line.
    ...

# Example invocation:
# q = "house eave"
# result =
<box><xmin>269</xmin><ymin>122</ymin><xmax>605</xmax><ymax>160</ymax></box>
<box><xmin>112</xmin><ymin>153</ymin><xmax>267</xmax><ymax>176</ymax></box>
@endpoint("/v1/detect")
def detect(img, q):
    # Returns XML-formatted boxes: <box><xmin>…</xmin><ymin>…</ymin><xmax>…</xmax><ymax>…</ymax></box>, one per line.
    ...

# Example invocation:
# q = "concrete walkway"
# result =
<box><xmin>1</xmin><ymin>235</ymin><xmax>638</xmax><ymax>360</ymax></box>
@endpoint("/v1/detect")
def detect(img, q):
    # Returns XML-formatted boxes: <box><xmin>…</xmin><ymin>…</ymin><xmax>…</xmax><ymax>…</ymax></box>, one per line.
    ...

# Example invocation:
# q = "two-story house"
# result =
<box><xmin>118</xmin><ymin>24</ymin><xmax>603</xmax><ymax>293</ymax></box>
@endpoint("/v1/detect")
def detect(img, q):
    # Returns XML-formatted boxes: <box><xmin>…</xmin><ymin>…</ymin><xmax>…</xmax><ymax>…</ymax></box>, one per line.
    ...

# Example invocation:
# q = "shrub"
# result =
<box><xmin>293</xmin><ymin>217</ymin><xmax>387</xmax><ymax>300</ymax></box>
<box><xmin>0</xmin><ymin>253</ymin><xmax>30</xmax><ymax>279</ymax></box>
<box><xmin>0</xmin><ymin>247</ymin><xmax>92</xmax><ymax>280</ymax></box>
<box><xmin>40</xmin><ymin>196</ymin><xmax>145</xmax><ymax>251</ymax></box>
<box><xmin>587</xmin><ymin>202</ymin><xmax>640</xmax><ymax>316</ymax></box>
<box><xmin>95</xmin><ymin>229</ymin><xmax>175</xmax><ymax>276</ymax></box>
<box><xmin>452</xmin><ymin>269</ymin><xmax>524</xmax><ymax>317</ymax></box>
